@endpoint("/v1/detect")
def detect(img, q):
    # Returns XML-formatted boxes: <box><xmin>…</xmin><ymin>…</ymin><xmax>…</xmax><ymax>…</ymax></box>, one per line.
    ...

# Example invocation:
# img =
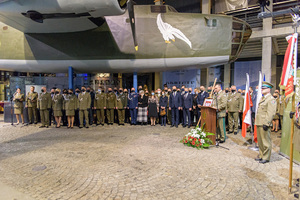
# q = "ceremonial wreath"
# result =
<box><xmin>180</xmin><ymin>125</ymin><xmax>214</xmax><ymax>149</ymax></box>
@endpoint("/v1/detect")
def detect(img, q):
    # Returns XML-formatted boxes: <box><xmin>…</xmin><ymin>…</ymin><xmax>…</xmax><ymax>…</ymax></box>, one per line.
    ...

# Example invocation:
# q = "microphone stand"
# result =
<box><xmin>215</xmin><ymin>92</ymin><xmax>229</xmax><ymax>150</ymax></box>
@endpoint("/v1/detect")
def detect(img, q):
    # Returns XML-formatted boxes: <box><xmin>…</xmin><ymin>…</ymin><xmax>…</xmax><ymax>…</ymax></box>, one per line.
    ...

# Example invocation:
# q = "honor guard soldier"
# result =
<box><xmin>212</xmin><ymin>84</ymin><xmax>227</xmax><ymax>143</ymax></box>
<box><xmin>116</xmin><ymin>88</ymin><xmax>128</xmax><ymax>125</ymax></box>
<box><xmin>78</xmin><ymin>86</ymin><xmax>91</xmax><ymax>128</ymax></box>
<box><xmin>255</xmin><ymin>81</ymin><xmax>277</xmax><ymax>164</ymax></box>
<box><xmin>128</xmin><ymin>88</ymin><xmax>139</xmax><ymax>125</ymax></box>
<box><xmin>227</xmin><ymin>85</ymin><xmax>242</xmax><ymax>135</ymax></box>
<box><xmin>37</xmin><ymin>87</ymin><xmax>52</xmax><ymax>128</ymax></box>
<box><xmin>94</xmin><ymin>87</ymin><xmax>106</xmax><ymax>126</ymax></box>
<box><xmin>106</xmin><ymin>87</ymin><xmax>117</xmax><ymax>125</ymax></box>
<box><xmin>25</xmin><ymin>86</ymin><xmax>38</xmax><ymax>124</ymax></box>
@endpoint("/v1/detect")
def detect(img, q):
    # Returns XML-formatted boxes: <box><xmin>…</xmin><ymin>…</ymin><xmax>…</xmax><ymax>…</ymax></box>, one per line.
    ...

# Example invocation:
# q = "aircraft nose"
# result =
<box><xmin>230</xmin><ymin>17</ymin><xmax>252</xmax><ymax>62</ymax></box>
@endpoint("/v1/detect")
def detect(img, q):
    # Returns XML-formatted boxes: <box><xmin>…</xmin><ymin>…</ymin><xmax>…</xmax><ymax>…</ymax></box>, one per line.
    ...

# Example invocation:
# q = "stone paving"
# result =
<box><xmin>0</xmin><ymin>115</ymin><xmax>299</xmax><ymax>200</ymax></box>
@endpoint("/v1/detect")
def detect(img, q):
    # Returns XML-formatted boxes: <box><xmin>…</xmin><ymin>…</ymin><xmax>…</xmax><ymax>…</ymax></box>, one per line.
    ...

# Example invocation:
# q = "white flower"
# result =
<box><xmin>201</xmin><ymin>139</ymin><xmax>205</xmax><ymax>144</ymax></box>
<box><xmin>201</xmin><ymin>132</ymin><xmax>206</xmax><ymax>137</ymax></box>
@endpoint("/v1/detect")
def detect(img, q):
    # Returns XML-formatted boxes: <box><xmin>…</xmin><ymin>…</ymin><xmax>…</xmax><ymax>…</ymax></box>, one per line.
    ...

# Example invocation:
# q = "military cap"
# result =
<box><xmin>262</xmin><ymin>81</ymin><xmax>274</xmax><ymax>89</ymax></box>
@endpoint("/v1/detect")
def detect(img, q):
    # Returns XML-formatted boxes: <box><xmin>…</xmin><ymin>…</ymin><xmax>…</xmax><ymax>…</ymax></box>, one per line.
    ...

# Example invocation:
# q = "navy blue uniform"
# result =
<box><xmin>128</xmin><ymin>92</ymin><xmax>139</xmax><ymax>125</ymax></box>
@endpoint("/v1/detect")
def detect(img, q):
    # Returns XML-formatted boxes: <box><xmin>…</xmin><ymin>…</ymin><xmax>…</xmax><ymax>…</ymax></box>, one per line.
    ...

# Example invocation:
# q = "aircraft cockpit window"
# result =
<box><xmin>232</xmin><ymin>22</ymin><xmax>244</xmax><ymax>31</ymax></box>
<box><xmin>205</xmin><ymin>18</ymin><xmax>217</xmax><ymax>27</ymax></box>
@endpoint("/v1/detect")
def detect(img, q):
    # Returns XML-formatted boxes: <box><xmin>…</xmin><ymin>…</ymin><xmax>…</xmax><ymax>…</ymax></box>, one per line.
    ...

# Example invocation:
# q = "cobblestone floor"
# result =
<box><xmin>0</xmin><ymin>115</ymin><xmax>299</xmax><ymax>200</ymax></box>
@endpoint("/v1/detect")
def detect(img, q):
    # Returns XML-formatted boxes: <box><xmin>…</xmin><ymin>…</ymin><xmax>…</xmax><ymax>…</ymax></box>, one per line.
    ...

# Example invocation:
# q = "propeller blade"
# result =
<box><xmin>127</xmin><ymin>0</ymin><xmax>138</xmax><ymax>51</ymax></box>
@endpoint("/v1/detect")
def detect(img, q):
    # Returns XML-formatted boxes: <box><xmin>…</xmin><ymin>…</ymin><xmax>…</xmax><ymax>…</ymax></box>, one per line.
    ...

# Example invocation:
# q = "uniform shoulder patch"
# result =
<box><xmin>271</xmin><ymin>99</ymin><xmax>276</xmax><ymax>104</ymax></box>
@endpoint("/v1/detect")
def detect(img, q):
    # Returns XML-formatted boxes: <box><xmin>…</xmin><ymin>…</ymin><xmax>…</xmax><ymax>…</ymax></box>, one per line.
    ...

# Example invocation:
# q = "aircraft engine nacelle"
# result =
<box><xmin>0</xmin><ymin>0</ymin><xmax>126</xmax><ymax>33</ymax></box>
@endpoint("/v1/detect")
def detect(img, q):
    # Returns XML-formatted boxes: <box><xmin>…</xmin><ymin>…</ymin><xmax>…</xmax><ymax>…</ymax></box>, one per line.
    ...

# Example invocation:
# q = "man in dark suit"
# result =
<box><xmin>169</xmin><ymin>86</ymin><xmax>182</xmax><ymax>128</ymax></box>
<box><xmin>182</xmin><ymin>88</ymin><xmax>193</xmax><ymax>128</ymax></box>
<box><xmin>197</xmin><ymin>86</ymin><xmax>209</xmax><ymax>121</ymax></box>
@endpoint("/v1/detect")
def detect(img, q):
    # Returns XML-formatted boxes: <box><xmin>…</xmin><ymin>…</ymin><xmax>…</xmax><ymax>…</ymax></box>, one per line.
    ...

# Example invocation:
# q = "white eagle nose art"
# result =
<box><xmin>156</xmin><ymin>13</ymin><xmax>192</xmax><ymax>49</ymax></box>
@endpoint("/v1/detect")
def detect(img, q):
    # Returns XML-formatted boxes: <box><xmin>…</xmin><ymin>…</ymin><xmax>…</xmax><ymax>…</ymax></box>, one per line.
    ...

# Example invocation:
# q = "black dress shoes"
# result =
<box><xmin>255</xmin><ymin>158</ymin><xmax>262</xmax><ymax>161</ymax></box>
<box><xmin>188</xmin><ymin>125</ymin><xmax>191</xmax><ymax>128</ymax></box>
<box><xmin>294</xmin><ymin>194</ymin><xmax>299</xmax><ymax>199</ymax></box>
<box><xmin>234</xmin><ymin>132</ymin><xmax>238</xmax><ymax>135</ymax></box>
<box><xmin>170</xmin><ymin>125</ymin><xmax>174</xmax><ymax>127</ymax></box>
<box><xmin>259</xmin><ymin>160</ymin><xmax>269</xmax><ymax>164</ymax></box>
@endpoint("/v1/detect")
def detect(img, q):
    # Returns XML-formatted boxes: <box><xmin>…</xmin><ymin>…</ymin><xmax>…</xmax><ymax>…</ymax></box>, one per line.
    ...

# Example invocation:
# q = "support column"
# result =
<box><xmin>261</xmin><ymin>0</ymin><xmax>273</xmax><ymax>83</ymax></box>
<box><xmin>224</xmin><ymin>64</ymin><xmax>231</xmax><ymax>88</ymax></box>
<box><xmin>68</xmin><ymin>66</ymin><xmax>73</xmax><ymax>89</ymax></box>
<box><xmin>202</xmin><ymin>0</ymin><xmax>211</xmax><ymax>14</ymax></box>
<box><xmin>154</xmin><ymin>72</ymin><xmax>162</xmax><ymax>89</ymax></box>
<box><xmin>133</xmin><ymin>72</ymin><xmax>137</xmax><ymax>91</ymax></box>
<box><xmin>118</xmin><ymin>73</ymin><xmax>122</xmax><ymax>88</ymax></box>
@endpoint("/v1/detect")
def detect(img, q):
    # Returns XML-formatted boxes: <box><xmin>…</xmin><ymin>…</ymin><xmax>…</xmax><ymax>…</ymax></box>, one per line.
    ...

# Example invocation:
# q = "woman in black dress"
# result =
<box><xmin>148</xmin><ymin>91</ymin><xmax>159</xmax><ymax>126</ymax></box>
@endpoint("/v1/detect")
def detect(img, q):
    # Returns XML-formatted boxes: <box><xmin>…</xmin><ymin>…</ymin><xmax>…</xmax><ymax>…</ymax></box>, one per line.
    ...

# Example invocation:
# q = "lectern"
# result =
<box><xmin>201</xmin><ymin>106</ymin><xmax>217</xmax><ymax>145</ymax></box>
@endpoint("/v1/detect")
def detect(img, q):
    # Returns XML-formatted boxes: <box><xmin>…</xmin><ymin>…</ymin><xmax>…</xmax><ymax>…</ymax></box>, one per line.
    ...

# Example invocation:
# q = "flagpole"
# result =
<box><xmin>288</xmin><ymin>17</ymin><xmax>298</xmax><ymax>193</ymax></box>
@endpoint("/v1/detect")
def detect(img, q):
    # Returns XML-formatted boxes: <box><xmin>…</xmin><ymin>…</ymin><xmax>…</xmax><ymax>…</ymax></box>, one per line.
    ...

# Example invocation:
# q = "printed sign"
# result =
<box><xmin>203</xmin><ymin>98</ymin><xmax>213</xmax><ymax>107</ymax></box>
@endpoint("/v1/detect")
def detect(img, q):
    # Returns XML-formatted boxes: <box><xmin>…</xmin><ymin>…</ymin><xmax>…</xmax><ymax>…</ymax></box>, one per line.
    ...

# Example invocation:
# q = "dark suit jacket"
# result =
<box><xmin>169</xmin><ymin>91</ymin><xmax>182</xmax><ymax>108</ymax></box>
<box><xmin>182</xmin><ymin>93</ymin><xmax>193</xmax><ymax>109</ymax></box>
<box><xmin>197</xmin><ymin>91</ymin><xmax>209</xmax><ymax>106</ymax></box>
<box><xmin>159</xmin><ymin>96</ymin><xmax>168</xmax><ymax>108</ymax></box>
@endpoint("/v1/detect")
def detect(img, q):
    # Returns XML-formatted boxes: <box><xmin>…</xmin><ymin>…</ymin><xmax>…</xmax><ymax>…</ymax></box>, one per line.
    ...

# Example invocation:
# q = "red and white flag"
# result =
<box><xmin>253</xmin><ymin>71</ymin><xmax>263</xmax><ymax>143</ymax></box>
<box><xmin>280</xmin><ymin>33</ymin><xmax>298</xmax><ymax>98</ymax></box>
<box><xmin>242</xmin><ymin>73</ymin><xmax>252</xmax><ymax>138</ymax></box>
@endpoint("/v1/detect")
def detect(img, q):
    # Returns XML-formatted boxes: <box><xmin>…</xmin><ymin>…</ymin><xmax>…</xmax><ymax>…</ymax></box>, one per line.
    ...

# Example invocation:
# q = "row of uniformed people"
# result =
<box><xmin>13</xmin><ymin>85</ymin><xmax>214</xmax><ymax>128</ymax></box>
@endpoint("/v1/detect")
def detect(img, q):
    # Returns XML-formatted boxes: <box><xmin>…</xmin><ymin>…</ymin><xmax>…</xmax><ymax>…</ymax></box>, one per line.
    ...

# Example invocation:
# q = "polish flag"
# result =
<box><xmin>253</xmin><ymin>72</ymin><xmax>263</xmax><ymax>143</ymax></box>
<box><xmin>280</xmin><ymin>33</ymin><xmax>298</xmax><ymax>98</ymax></box>
<box><xmin>242</xmin><ymin>73</ymin><xmax>252</xmax><ymax>138</ymax></box>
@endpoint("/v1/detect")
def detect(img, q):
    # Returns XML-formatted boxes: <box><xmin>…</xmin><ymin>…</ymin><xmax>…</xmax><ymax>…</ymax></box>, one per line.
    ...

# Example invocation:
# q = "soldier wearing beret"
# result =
<box><xmin>106</xmin><ymin>87</ymin><xmax>117</xmax><ymax>125</ymax></box>
<box><xmin>25</xmin><ymin>86</ymin><xmax>38</xmax><ymax>124</ymax></box>
<box><xmin>212</xmin><ymin>84</ymin><xmax>227</xmax><ymax>143</ymax></box>
<box><xmin>255</xmin><ymin>81</ymin><xmax>277</xmax><ymax>164</ymax></box>
<box><xmin>94</xmin><ymin>87</ymin><xmax>107</xmax><ymax>126</ymax></box>
<box><xmin>63</xmin><ymin>89</ymin><xmax>79</xmax><ymax>128</ymax></box>
<box><xmin>52</xmin><ymin>88</ymin><xmax>63</xmax><ymax>128</ymax></box>
<box><xmin>116</xmin><ymin>88</ymin><xmax>128</xmax><ymax>125</ymax></box>
<box><xmin>227</xmin><ymin>85</ymin><xmax>242</xmax><ymax>135</ymax></box>
<box><xmin>78</xmin><ymin>86</ymin><xmax>91</xmax><ymax>128</ymax></box>
<box><xmin>37</xmin><ymin>87</ymin><xmax>52</xmax><ymax>128</ymax></box>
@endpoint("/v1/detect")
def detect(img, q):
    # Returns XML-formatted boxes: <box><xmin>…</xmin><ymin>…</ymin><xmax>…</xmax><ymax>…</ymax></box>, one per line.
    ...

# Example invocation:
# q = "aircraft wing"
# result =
<box><xmin>0</xmin><ymin>0</ymin><xmax>126</xmax><ymax>33</ymax></box>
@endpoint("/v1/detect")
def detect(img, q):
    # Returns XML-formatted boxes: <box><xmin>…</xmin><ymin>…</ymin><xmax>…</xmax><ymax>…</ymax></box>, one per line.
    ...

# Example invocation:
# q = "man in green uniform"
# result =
<box><xmin>255</xmin><ymin>81</ymin><xmax>277</xmax><ymax>164</ymax></box>
<box><xmin>78</xmin><ymin>86</ymin><xmax>91</xmax><ymax>128</ymax></box>
<box><xmin>94</xmin><ymin>87</ymin><xmax>106</xmax><ymax>126</ymax></box>
<box><xmin>116</xmin><ymin>88</ymin><xmax>128</xmax><ymax>125</ymax></box>
<box><xmin>212</xmin><ymin>84</ymin><xmax>227</xmax><ymax>143</ymax></box>
<box><xmin>227</xmin><ymin>85</ymin><xmax>242</xmax><ymax>135</ymax></box>
<box><xmin>37</xmin><ymin>86</ymin><xmax>52</xmax><ymax>128</ymax></box>
<box><xmin>25</xmin><ymin>86</ymin><xmax>38</xmax><ymax>124</ymax></box>
<box><xmin>106</xmin><ymin>87</ymin><xmax>117</xmax><ymax>125</ymax></box>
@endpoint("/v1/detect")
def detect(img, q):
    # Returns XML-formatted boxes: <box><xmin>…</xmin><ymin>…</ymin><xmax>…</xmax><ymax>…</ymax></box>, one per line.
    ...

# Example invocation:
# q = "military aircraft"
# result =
<box><xmin>0</xmin><ymin>0</ymin><xmax>252</xmax><ymax>73</ymax></box>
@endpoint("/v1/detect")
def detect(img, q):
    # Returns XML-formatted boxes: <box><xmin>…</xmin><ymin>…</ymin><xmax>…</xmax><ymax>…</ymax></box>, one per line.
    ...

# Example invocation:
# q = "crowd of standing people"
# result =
<box><xmin>12</xmin><ymin>81</ymin><xmax>286</xmax><ymax>164</ymax></box>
